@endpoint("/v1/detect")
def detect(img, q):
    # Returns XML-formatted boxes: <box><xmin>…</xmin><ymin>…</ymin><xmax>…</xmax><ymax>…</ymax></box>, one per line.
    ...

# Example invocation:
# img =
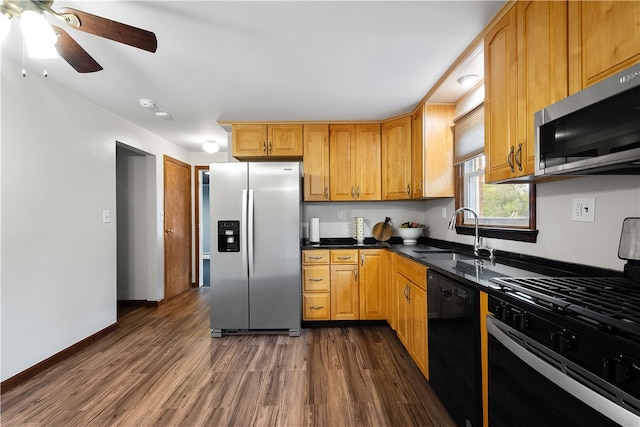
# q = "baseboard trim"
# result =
<box><xmin>0</xmin><ymin>322</ymin><xmax>118</xmax><ymax>394</ymax></box>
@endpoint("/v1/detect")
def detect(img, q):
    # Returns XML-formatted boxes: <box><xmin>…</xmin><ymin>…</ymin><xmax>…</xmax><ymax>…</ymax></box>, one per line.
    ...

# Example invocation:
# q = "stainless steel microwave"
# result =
<box><xmin>535</xmin><ymin>64</ymin><xmax>640</xmax><ymax>176</ymax></box>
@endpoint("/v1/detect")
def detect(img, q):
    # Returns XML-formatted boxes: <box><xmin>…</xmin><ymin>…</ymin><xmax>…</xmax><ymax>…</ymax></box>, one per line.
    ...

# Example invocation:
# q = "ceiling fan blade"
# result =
<box><xmin>58</xmin><ymin>7</ymin><xmax>158</xmax><ymax>53</ymax></box>
<box><xmin>53</xmin><ymin>26</ymin><xmax>103</xmax><ymax>73</ymax></box>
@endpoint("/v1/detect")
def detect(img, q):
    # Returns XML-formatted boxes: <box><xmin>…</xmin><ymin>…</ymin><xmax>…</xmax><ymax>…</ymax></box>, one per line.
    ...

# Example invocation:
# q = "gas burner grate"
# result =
<box><xmin>491</xmin><ymin>276</ymin><xmax>640</xmax><ymax>336</ymax></box>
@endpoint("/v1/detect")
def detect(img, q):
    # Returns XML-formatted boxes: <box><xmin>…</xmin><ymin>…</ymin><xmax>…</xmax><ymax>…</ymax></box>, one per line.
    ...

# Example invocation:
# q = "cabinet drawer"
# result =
<box><xmin>302</xmin><ymin>265</ymin><xmax>330</xmax><ymax>292</ymax></box>
<box><xmin>396</xmin><ymin>255</ymin><xmax>427</xmax><ymax>290</ymax></box>
<box><xmin>302</xmin><ymin>250</ymin><xmax>330</xmax><ymax>265</ymax></box>
<box><xmin>330</xmin><ymin>249</ymin><xmax>358</xmax><ymax>264</ymax></box>
<box><xmin>303</xmin><ymin>293</ymin><xmax>331</xmax><ymax>320</ymax></box>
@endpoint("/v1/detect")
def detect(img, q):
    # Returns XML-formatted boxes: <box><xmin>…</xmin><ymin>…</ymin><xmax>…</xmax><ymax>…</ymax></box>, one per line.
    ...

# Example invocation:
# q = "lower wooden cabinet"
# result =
<box><xmin>302</xmin><ymin>249</ymin><xmax>385</xmax><ymax>321</ymax></box>
<box><xmin>394</xmin><ymin>254</ymin><xmax>429</xmax><ymax>379</ymax></box>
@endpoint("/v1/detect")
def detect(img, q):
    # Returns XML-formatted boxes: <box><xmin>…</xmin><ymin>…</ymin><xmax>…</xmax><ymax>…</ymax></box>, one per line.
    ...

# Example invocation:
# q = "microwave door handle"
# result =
<box><xmin>486</xmin><ymin>316</ymin><xmax>640</xmax><ymax>427</ymax></box>
<box><xmin>241</xmin><ymin>189</ymin><xmax>248</xmax><ymax>277</ymax></box>
<box><xmin>248</xmin><ymin>189</ymin><xmax>255</xmax><ymax>277</ymax></box>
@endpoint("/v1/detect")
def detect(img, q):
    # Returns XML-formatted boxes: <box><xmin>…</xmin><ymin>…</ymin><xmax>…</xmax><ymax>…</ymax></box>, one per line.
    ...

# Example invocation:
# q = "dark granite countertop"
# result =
<box><xmin>301</xmin><ymin>237</ymin><xmax>622</xmax><ymax>293</ymax></box>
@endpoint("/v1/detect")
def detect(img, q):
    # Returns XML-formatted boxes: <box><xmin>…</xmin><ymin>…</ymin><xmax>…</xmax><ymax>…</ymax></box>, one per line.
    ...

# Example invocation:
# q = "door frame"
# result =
<box><xmin>194</xmin><ymin>165</ymin><xmax>210</xmax><ymax>286</ymax></box>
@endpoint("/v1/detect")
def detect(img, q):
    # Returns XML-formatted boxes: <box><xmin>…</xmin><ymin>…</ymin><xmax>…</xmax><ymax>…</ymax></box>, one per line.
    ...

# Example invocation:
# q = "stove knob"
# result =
<box><xmin>550</xmin><ymin>331</ymin><xmax>572</xmax><ymax>353</ymax></box>
<box><xmin>602</xmin><ymin>358</ymin><xmax>630</xmax><ymax>384</ymax></box>
<box><xmin>495</xmin><ymin>305</ymin><xmax>510</xmax><ymax>322</ymax></box>
<box><xmin>512</xmin><ymin>313</ymin><xmax>529</xmax><ymax>331</ymax></box>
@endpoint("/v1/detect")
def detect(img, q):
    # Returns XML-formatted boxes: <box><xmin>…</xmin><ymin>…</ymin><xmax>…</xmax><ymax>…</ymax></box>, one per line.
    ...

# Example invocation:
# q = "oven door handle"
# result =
<box><xmin>487</xmin><ymin>315</ymin><xmax>640</xmax><ymax>427</ymax></box>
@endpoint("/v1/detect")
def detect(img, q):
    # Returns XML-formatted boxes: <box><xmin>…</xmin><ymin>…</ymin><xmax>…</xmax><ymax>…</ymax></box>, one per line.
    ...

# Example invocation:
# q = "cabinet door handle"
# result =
<box><xmin>308</xmin><ymin>278</ymin><xmax>324</xmax><ymax>282</ymax></box>
<box><xmin>354</xmin><ymin>268</ymin><xmax>358</xmax><ymax>281</ymax></box>
<box><xmin>356</xmin><ymin>186</ymin><xmax>361</xmax><ymax>199</ymax></box>
<box><xmin>310</xmin><ymin>306</ymin><xmax>325</xmax><ymax>310</ymax></box>
<box><xmin>361</xmin><ymin>253</ymin><xmax>365</xmax><ymax>266</ymax></box>
<box><xmin>419</xmin><ymin>179</ymin><xmax>423</xmax><ymax>193</ymax></box>
<box><xmin>324</xmin><ymin>186</ymin><xmax>329</xmax><ymax>199</ymax></box>
<box><xmin>515</xmin><ymin>143</ymin><xmax>523</xmax><ymax>171</ymax></box>
<box><xmin>406</xmin><ymin>184</ymin><xmax>410</xmax><ymax>195</ymax></box>
<box><xmin>507</xmin><ymin>145</ymin><xmax>515</xmax><ymax>172</ymax></box>
<box><xmin>263</xmin><ymin>141</ymin><xmax>267</xmax><ymax>154</ymax></box>
<box><xmin>351</xmin><ymin>186</ymin><xmax>355</xmax><ymax>199</ymax></box>
<box><xmin>337</xmin><ymin>256</ymin><xmax>352</xmax><ymax>260</ymax></box>
<box><xmin>308</xmin><ymin>256</ymin><xmax>324</xmax><ymax>260</ymax></box>
<box><xmin>404</xmin><ymin>284</ymin><xmax>410</xmax><ymax>302</ymax></box>
<box><xmin>269</xmin><ymin>141</ymin><xmax>273</xmax><ymax>153</ymax></box>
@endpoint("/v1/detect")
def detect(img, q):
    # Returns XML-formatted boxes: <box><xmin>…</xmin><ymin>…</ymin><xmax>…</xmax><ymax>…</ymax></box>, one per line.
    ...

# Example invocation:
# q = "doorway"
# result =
<box><xmin>195</xmin><ymin>166</ymin><xmax>211</xmax><ymax>287</ymax></box>
<box><xmin>115</xmin><ymin>144</ymin><xmax>157</xmax><ymax>316</ymax></box>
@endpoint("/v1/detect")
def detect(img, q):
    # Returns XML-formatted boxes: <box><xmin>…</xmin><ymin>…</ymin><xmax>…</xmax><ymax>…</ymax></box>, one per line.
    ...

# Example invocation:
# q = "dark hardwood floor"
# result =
<box><xmin>1</xmin><ymin>288</ymin><xmax>455</xmax><ymax>426</ymax></box>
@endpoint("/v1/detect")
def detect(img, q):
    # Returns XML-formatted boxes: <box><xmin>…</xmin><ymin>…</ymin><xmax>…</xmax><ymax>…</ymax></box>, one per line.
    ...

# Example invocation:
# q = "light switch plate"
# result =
<box><xmin>571</xmin><ymin>198</ymin><xmax>595</xmax><ymax>222</ymax></box>
<box><xmin>103</xmin><ymin>209</ymin><xmax>111</xmax><ymax>224</ymax></box>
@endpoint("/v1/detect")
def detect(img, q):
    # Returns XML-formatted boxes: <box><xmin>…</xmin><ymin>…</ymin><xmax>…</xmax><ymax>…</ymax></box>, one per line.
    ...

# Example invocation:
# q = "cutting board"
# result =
<box><xmin>372</xmin><ymin>217</ymin><xmax>393</xmax><ymax>241</ymax></box>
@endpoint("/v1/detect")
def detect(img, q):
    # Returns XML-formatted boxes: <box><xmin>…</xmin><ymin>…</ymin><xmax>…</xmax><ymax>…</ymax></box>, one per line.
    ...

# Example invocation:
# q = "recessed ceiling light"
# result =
<box><xmin>457</xmin><ymin>74</ymin><xmax>479</xmax><ymax>87</ymax></box>
<box><xmin>138</xmin><ymin>98</ymin><xmax>155</xmax><ymax>109</ymax></box>
<box><xmin>154</xmin><ymin>111</ymin><xmax>171</xmax><ymax>119</ymax></box>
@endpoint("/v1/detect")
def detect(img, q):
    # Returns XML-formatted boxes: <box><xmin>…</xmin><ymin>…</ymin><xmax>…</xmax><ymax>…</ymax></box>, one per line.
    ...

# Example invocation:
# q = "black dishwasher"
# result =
<box><xmin>427</xmin><ymin>270</ymin><xmax>481</xmax><ymax>427</ymax></box>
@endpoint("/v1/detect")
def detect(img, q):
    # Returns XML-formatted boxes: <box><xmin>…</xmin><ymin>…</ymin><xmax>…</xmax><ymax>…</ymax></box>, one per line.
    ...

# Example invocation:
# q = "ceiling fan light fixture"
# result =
<box><xmin>457</xmin><ymin>74</ymin><xmax>479</xmax><ymax>87</ymax></box>
<box><xmin>20</xmin><ymin>10</ymin><xmax>58</xmax><ymax>58</ymax></box>
<box><xmin>202</xmin><ymin>140</ymin><xmax>219</xmax><ymax>154</ymax></box>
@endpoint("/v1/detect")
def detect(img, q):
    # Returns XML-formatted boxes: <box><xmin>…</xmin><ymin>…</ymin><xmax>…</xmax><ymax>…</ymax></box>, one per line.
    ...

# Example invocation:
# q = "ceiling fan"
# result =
<box><xmin>0</xmin><ymin>0</ymin><xmax>157</xmax><ymax>73</ymax></box>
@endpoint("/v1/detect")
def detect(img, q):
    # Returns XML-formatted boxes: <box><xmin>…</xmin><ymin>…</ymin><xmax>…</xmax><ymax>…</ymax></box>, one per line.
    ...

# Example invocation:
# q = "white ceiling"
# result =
<box><xmin>1</xmin><ymin>1</ymin><xmax>505</xmax><ymax>153</ymax></box>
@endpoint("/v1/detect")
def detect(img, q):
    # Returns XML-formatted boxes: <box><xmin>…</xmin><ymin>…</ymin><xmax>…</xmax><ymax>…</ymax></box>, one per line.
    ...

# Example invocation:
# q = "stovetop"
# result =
<box><xmin>491</xmin><ymin>276</ymin><xmax>640</xmax><ymax>338</ymax></box>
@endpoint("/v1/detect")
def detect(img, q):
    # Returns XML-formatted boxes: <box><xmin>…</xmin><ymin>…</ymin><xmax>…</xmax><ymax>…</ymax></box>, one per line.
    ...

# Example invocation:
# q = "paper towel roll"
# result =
<box><xmin>309</xmin><ymin>217</ymin><xmax>320</xmax><ymax>243</ymax></box>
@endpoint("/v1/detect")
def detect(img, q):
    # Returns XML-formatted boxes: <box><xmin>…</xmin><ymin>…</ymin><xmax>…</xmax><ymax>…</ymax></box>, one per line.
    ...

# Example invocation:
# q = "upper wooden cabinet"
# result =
<box><xmin>329</xmin><ymin>124</ymin><xmax>381</xmax><ymax>201</ymax></box>
<box><xmin>232</xmin><ymin>124</ymin><xmax>303</xmax><ymax>159</ymax></box>
<box><xmin>411</xmin><ymin>104</ymin><xmax>455</xmax><ymax>198</ymax></box>
<box><xmin>303</xmin><ymin>124</ymin><xmax>330</xmax><ymax>201</ymax></box>
<box><xmin>484</xmin><ymin>1</ymin><xmax>568</xmax><ymax>183</ymax></box>
<box><xmin>568</xmin><ymin>1</ymin><xmax>640</xmax><ymax>93</ymax></box>
<box><xmin>382</xmin><ymin>115</ymin><xmax>412</xmax><ymax>200</ymax></box>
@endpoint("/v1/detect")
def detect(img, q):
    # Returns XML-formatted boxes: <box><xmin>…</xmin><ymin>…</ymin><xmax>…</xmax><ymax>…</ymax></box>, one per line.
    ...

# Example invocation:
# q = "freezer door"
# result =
<box><xmin>248</xmin><ymin>162</ymin><xmax>301</xmax><ymax>330</ymax></box>
<box><xmin>209</xmin><ymin>162</ymin><xmax>249</xmax><ymax>330</ymax></box>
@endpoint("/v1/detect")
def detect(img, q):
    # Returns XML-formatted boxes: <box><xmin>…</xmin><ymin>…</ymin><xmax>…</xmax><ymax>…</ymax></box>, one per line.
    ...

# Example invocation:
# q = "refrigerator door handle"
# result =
<box><xmin>248</xmin><ymin>189</ymin><xmax>255</xmax><ymax>277</ymax></box>
<box><xmin>241</xmin><ymin>189</ymin><xmax>248</xmax><ymax>277</ymax></box>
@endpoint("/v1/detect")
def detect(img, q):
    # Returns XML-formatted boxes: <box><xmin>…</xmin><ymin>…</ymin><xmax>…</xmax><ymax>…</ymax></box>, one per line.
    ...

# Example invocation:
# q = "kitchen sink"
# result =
<box><xmin>415</xmin><ymin>252</ymin><xmax>474</xmax><ymax>261</ymax></box>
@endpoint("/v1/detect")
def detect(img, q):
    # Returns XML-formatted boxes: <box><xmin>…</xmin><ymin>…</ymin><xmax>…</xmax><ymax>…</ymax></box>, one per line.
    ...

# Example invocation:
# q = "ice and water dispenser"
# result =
<box><xmin>218</xmin><ymin>220</ymin><xmax>240</xmax><ymax>252</ymax></box>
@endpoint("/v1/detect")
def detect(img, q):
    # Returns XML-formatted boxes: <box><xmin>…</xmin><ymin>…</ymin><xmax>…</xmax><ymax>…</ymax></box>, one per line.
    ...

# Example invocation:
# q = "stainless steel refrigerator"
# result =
<box><xmin>209</xmin><ymin>162</ymin><xmax>301</xmax><ymax>337</ymax></box>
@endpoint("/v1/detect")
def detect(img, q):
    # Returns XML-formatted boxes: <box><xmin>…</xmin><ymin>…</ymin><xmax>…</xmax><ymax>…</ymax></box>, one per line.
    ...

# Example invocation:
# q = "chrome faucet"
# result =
<box><xmin>448</xmin><ymin>207</ymin><xmax>494</xmax><ymax>260</ymax></box>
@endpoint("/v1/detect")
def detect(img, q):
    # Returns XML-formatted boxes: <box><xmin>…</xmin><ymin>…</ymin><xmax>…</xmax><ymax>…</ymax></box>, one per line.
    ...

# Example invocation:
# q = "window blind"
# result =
<box><xmin>453</xmin><ymin>103</ymin><xmax>484</xmax><ymax>165</ymax></box>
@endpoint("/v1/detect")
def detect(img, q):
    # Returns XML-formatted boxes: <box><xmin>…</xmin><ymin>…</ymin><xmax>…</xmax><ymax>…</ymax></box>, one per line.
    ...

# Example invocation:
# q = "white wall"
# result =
<box><xmin>1</xmin><ymin>59</ymin><xmax>190</xmax><ymax>381</ymax></box>
<box><xmin>424</xmin><ymin>176</ymin><xmax>640</xmax><ymax>271</ymax></box>
<box><xmin>304</xmin><ymin>201</ymin><xmax>428</xmax><ymax>240</ymax></box>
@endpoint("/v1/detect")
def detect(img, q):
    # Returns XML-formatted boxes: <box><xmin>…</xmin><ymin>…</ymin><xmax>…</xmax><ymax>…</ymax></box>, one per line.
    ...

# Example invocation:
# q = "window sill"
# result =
<box><xmin>454</xmin><ymin>225</ymin><xmax>538</xmax><ymax>243</ymax></box>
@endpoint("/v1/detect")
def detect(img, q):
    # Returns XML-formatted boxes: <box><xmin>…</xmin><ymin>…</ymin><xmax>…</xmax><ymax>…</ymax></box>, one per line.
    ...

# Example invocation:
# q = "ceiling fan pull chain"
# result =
<box><xmin>21</xmin><ymin>37</ymin><xmax>26</xmax><ymax>77</ymax></box>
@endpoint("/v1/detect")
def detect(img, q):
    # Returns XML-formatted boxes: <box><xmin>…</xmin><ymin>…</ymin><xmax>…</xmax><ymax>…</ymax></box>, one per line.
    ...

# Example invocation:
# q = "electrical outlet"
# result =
<box><xmin>571</xmin><ymin>198</ymin><xmax>595</xmax><ymax>222</ymax></box>
<box><xmin>337</xmin><ymin>210</ymin><xmax>344</xmax><ymax>220</ymax></box>
<box><xmin>441</xmin><ymin>207</ymin><xmax>447</xmax><ymax>219</ymax></box>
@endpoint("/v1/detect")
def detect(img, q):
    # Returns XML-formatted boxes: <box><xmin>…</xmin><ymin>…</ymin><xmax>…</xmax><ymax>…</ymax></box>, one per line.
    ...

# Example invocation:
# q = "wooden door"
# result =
<box><xmin>330</xmin><ymin>264</ymin><xmax>359</xmax><ymax>321</ymax></box>
<box><xmin>381</xmin><ymin>115</ymin><xmax>412</xmax><ymax>199</ymax></box>
<box><xmin>517</xmin><ymin>0</ymin><xmax>568</xmax><ymax>177</ymax></box>
<box><xmin>423</xmin><ymin>104</ymin><xmax>455</xmax><ymax>197</ymax></box>
<box><xmin>395</xmin><ymin>273</ymin><xmax>410</xmax><ymax>348</ymax></box>
<box><xmin>410</xmin><ymin>283</ymin><xmax>429</xmax><ymax>379</ymax></box>
<box><xmin>354</xmin><ymin>123</ymin><xmax>381</xmax><ymax>200</ymax></box>
<box><xmin>232</xmin><ymin>124</ymin><xmax>267</xmax><ymax>158</ymax></box>
<box><xmin>303</xmin><ymin>124</ymin><xmax>330</xmax><ymax>201</ymax></box>
<box><xmin>484</xmin><ymin>8</ymin><xmax>518</xmax><ymax>183</ymax></box>
<box><xmin>268</xmin><ymin>124</ymin><xmax>303</xmax><ymax>157</ymax></box>
<box><xmin>329</xmin><ymin>124</ymin><xmax>356</xmax><ymax>201</ymax></box>
<box><xmin>164</xmin><ymin>156</ymin><xmax>191</xmax><ymax>300</ymax></box>
<box><xmin>411</xmin><ymin>104</ymin><xmax>425</xmax><ymax>199</ymax></box>
<box><xmin>569</xmin><ymin>0</ymin><xmax>640</xmax><ymax>93</ymax></box>
<box><xmin>359</xmin><ymin>250</ymin><xmax>384</xmax><ymax>320</ymax></box>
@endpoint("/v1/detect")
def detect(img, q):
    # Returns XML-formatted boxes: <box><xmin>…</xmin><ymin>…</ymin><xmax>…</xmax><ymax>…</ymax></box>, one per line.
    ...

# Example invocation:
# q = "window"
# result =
<box><xmin>453</xmin><ymin>103</ymin><xmax>537</xmax><ymax>243</ymax></box>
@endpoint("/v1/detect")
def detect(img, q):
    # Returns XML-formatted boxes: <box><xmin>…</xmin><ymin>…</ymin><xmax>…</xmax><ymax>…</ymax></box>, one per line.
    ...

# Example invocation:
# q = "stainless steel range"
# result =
<box><xmin>486</xmin><ymin>218</ymin><xmax>640</xmax><ymax>427</ymax></box>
